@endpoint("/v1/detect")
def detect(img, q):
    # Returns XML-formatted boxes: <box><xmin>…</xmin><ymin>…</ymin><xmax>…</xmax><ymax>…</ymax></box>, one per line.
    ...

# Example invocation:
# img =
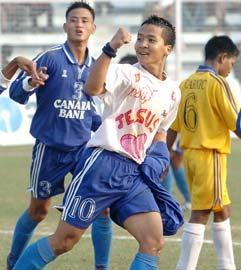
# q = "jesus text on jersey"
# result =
<box><xmin>115</xmin><ymin>109</ymin><xmax>161</xmax><ymax>133</ymax></box>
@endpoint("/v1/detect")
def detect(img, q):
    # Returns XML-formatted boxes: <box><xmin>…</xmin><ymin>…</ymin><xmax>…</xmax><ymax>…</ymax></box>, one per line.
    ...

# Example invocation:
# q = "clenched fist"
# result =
<box><xmin>109</xmin><ymin>27</ymin><xmax>132</xmax><ymax>51</ymax></box>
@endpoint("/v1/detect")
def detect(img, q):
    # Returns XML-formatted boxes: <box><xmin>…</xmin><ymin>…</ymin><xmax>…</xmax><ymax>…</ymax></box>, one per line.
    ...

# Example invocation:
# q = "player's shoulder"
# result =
<box><xmin>179</xmin><ymin>71</ymin><xmax>196</xmax><ymax>86</ymax></box>
<box><xmin>117</xmin><ymin>63</ymin><xmax>137</xmax><ymax>70</ymax></box>
<box><xmin>34</xmin><ymin>44</ymin><xmax>63</xmax><ymax>62</ymax></box>
<box><xmin>162</xmin><ymin>76</ymin><xmax>181</xmax><ymax>104</ymax></box>
<box><xmin>109</xmin><ymin>63</ymin><xmax>136</xmax><ymax>76</ymax></box>
<box><xmin>165</xmin><ymin>75</ymin><xmax>179</xmax><ymax>87</ymax></box>
<box><xmin>165</xmin><ymin>75</ymin><xmax>181</xmax><ymax>93</ymax></box>
<box><xmin>209</xmin><ymin>72</ymin><xmax>229</xmax><ymax>89</ymax></box>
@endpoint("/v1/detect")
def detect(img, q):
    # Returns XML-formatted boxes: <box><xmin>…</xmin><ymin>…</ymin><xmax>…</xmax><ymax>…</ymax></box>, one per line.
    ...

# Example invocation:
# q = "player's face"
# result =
<box><xmin>64</xmin><ymin>8</ymin><xmax>96</xmax><ymax>44</ymax></box>
<box><xmin>135</xmin><ymin>24</ymin><xmax>172</xmax><ymax>70</ymax></box>
<box><xmin>219</xmin><ymin>54</ymin><xmax>237</xmax><ymax>77</ymax></box>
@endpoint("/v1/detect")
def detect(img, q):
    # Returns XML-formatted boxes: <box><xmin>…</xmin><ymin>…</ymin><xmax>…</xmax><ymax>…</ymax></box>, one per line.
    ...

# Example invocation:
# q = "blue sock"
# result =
<box><xmin>91</xmin><ymin>215</ymin><xmax>112</xmax><ymax>270</ymax></box>
<box><xmin>173</xmin><ymin>167</ymin><xmax>191</xmax><ymax>203</ymax></box>
<box><xmin>13</xmin><ymin>237</ymin><xmax>56</xmax><ymax>270</ymax></box>
<box><xmin>130</xmin><ymin>252</ymin><xmax>159</xmax><ymax>270</ymax></box>
<box><xmin>161</xmin><ymin>169</ymin><xmax>174</xmax><ymax>193</ymax></box>
<box><xmin>7</xmin><ymin>209</ymin><xmax>38</xmax><ymax>269</ymax></box>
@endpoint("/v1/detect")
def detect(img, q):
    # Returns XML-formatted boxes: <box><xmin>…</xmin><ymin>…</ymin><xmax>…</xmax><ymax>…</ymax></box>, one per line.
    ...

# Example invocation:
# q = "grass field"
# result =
<box><xmin>0</xmin><ymin>140</ymin><xmax>241</xmax><ymax>269</ymax></box>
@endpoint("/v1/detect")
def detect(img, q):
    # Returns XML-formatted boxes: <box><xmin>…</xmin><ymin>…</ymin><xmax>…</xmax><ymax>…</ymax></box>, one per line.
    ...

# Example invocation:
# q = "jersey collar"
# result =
<box><xmin>136</xmin><ymin>63</ymin><xmax>168</xmax><ymax>81</ymax></box>
<box><xmin>62</xmin><ymin>41</ymin><xmax>93</xmax><ymax>67</ymax></box>
<box><xmin>197</xmin><ymin>65</ymin><xmax>217</xmax><ymax>75</ymax></box>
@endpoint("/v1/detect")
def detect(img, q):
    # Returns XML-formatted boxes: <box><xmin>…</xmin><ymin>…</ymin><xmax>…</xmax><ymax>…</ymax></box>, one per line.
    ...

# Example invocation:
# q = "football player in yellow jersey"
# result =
<box><xmin>167</xmin><ymin>35</ymin><xmax>241</xmax><ymax>270</ymax></box>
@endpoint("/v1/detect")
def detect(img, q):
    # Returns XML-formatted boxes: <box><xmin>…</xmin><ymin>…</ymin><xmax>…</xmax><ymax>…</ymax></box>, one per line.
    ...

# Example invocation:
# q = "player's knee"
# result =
<box><xmin>189</xmin><ymin>210</ymin><xmax>210</xmax><ymax>224</ymax></box>
<box><xmin>140</xmin><ymin>235</ymin><xmax>164</xmax><ymax>256</ymax></box>
<box><xmin>54</xmin><ymin>239</ymin><xmax>75</xmax><ymax>254</ymax></box>
<box><xmin>51</xmin><ymin>233</ymin><xmax>80</xmax><ymax>255</ymax></box>
<box><xmin>100</xmin><ymin>208</ymin><xmax>110</xmax><ymax>216</ymax></box>
<box><xmin>214</xmin><ymin>206</ymin><xmax>230</xmax><ymax>222</ymax></box>
<box><xmin>29</xmin><ymin>206</ymin><xmax>49</xmax><ymax>222</ymax></box>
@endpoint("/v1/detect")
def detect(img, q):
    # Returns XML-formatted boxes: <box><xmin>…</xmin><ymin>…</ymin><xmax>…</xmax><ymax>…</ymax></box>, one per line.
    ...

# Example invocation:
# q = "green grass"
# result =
<box><xmin>0</xmin><ymin>141</ymin><xmax>241</xmax><ymax>269</ymax></box>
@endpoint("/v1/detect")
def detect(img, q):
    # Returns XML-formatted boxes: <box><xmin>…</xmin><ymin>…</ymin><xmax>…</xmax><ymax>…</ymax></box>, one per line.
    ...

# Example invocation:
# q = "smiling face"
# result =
<box><xmin>218</xmin><ymin>54</ymin><xmax>237</xmax><ymax>77</ymax></box>
<box><xmin>135</xmin><ymin>24</ymin><xmax>172</xmax><ymax>71</ymax></box>
<box><xmin>63</xmin><ymin>7</ymin><xmax>96</xmax><ymax>44</ymax></box>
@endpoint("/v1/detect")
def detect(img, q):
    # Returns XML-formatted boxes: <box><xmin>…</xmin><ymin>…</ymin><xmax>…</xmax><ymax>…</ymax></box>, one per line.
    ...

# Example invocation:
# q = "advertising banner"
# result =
<box><xmin>0</xmin><ymin>92</ymin><xmax>35</xmax><ymax>145</ymax></box>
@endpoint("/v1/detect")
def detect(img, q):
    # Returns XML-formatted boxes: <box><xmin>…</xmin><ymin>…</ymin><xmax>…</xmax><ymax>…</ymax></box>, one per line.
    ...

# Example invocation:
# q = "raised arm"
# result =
<box><xmin>9</xmin><ymin>67</ymin><xmax>48</xmax><ymax>104</ymax></box>
<box><xmin>0</xmin><ymin>56</ymin><xmax>42</xmax><ymax>95</ymax></box>
<box><xmin>85</xmin><ymin>27</ymin><xmax>132</xmax><ymax>96</ymax></box>
<box><xmin>1</xmin><ymin>56</ymin><xmax>39</xmax><ymax>80</ymax></box>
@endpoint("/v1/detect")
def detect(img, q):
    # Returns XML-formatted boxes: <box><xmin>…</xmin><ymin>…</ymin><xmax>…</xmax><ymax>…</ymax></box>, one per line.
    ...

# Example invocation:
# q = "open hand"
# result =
<box><xmin>28</xmin><ymin>66</ymin><xmax>49</xmax><ymax>88</ymax></box>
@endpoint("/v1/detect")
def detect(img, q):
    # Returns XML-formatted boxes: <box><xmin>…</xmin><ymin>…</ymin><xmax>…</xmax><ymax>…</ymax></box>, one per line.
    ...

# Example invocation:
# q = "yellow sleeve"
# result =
<box><xmin>214</xmin><ymin>76</ymin><xmax>240</xmax><ymax>131</ymax></box>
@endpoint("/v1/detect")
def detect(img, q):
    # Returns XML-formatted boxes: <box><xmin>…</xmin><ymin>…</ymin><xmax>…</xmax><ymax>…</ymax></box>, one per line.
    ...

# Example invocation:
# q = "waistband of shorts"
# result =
<box><xmin>93</xmin><ymin>147</ymin><xmax>137</xmax><ymax>165</ymax></box>
<box><xmin>36</xmin><ymin>139</ymin><xmax>86</xmax><ymax>152</ymax></box>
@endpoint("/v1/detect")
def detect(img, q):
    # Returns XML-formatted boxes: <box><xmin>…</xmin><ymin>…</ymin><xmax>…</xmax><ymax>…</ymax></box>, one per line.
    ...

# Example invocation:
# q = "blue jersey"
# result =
<box><xmin>9</xmin><ymin>42</ymin><xmax>101</xmax><ymax>150</ymax></box>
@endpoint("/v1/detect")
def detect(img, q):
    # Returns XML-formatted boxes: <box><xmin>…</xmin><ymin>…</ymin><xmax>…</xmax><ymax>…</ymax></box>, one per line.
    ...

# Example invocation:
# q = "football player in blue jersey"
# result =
<box><xmin>0</xmin><ymin>56</ymin><xmax>42</xmax><ymax>94</ymax></box>
<box><xmin>7</xmin><ymin>2</ymin><xmax>112</xmax><ymax>270</ymax></box>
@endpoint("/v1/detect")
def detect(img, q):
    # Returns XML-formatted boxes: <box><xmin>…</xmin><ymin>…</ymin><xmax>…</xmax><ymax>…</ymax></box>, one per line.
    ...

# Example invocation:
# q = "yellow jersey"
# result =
<box><xmin>171</xmin><ymin>65</ymin><xmax>240</xmax><ymax>154</ymax></box>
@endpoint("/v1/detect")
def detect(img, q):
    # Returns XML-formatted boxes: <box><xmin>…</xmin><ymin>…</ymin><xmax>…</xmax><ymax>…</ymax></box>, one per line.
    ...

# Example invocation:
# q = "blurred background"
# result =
<box><xmin>0</xmin><ymin>0</ymin><xmax>241</xmax><ymax>145</ymax></box>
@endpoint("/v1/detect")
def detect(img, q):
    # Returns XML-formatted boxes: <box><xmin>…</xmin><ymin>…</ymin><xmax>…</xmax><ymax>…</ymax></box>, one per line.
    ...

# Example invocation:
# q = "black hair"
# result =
<box><xmin>119</xmin><ymin>54</ymin><xmax>138</xmax><ymax>65</ymax></box>
<box><xmin>205</xmin><ymin>35</ymin><xmax>240</xmax><ymax>60</ymax></box>
<box><xmin>141</xmin><ymin>15</ymin><xmax>176</xmax><ymax>47</ymax></box>
<box><xmin>66</xmin><ymin>1</ymin><xmax>95</xmax><ymax>20</ymax></box>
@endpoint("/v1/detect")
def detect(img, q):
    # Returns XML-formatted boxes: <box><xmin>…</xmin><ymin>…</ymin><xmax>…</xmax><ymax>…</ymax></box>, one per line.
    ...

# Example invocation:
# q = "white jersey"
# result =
<box><xmin>87</xmin><ymin>63</ymin><xmax>181</xmax><ymax>164</ymax></box>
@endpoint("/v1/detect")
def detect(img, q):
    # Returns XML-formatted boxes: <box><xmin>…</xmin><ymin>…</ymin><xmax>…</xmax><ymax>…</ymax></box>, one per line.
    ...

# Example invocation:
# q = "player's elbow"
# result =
<box><xmin>9</xmin><ymin>89</ymin><xmax>27</xmax><ymax>104</ymax></box>
<box><xmin>9</xmin><ymin>88</ymin><xmax>20</xmax><ymax>103</ymax></box>
<box><xmin>84</xmin><ymin>86</ymin><xmax>98</xmax><ymax>96</ymax></box>
<box><xmin>84</xmin><ymin>84</ymin><xmax>105</xmax><ymax>96</ymax></box>
<box><xmin>234</xmin><ymin>130</ymin><xmax>241</xmax><ymax>139</ymax></box>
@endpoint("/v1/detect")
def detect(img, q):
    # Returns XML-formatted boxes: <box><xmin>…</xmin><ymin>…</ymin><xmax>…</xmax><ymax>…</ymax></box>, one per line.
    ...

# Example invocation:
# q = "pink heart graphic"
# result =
<box><xmin>120</xmin><ymin>133</ymin><xmax>147</xmax><ymax>160</ymax></box>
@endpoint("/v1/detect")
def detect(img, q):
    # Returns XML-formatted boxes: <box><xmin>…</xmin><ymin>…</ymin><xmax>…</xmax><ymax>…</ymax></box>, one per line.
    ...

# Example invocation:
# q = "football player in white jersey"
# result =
<box><xmin>13</xmin><ymin>15</ymin><xmax>181</xmax><ymax>270</ymax></box>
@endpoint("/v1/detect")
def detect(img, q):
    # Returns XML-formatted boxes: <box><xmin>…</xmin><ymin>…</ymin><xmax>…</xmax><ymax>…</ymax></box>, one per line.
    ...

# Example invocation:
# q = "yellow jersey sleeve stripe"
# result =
<box><xmin>219</xmin><ymin>75</ymin><xmax>239</xmax><ymax>113</ymax></box>
<box><xmin>210</xmin><ymin>73</ymin><xmax>238</xmax><ymax>114</ymax></box>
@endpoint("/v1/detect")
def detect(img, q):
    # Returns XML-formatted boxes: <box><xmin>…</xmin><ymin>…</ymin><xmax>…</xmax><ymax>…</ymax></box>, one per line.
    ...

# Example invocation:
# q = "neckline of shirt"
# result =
<box><xmin>134</xmin><ymin>63</ymin><xmax>168</xmax><ymax>82</ymax></box>
<box><xmin>62</xmin><ymin>41</ymin><xmax>93</xmax><ymax>67</ymax></box>
<box><xmin>197</xmin><ymin>65</ymin><xmax>217</xmax><ymax>75</ymax></box>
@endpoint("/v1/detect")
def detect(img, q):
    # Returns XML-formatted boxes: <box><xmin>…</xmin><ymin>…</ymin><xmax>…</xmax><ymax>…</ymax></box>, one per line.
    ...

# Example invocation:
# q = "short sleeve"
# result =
<box><xmin>101</xmin><ymin>63</ymin><xmax>133</xmax><ymax>107</ymax></box>
<box><xmin>159</xmin><ymin>87</ymin><xmax>181</xmax><ymax>132</ymax></box>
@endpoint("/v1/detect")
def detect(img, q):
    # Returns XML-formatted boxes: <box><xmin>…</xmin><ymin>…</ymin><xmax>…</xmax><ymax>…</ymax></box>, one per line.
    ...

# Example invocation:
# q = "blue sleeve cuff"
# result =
<box><xmin>236</xmin><ymin>109</ymin><xmax>241</xmax><ymax>134</ymax></box>
<box><xmin>139</xmin><ymin>141</ymin><xmax>170</xmax><ymax>184</ymax></box>
<box><xmin>91</xmin><ymin>114</ymin><xmax>102</xmax><ymax>132</ymax></box>
<box><xmin>146</xmin><ymin>141</ymin><xmax>169</xmax><ymax>158</ymax></box>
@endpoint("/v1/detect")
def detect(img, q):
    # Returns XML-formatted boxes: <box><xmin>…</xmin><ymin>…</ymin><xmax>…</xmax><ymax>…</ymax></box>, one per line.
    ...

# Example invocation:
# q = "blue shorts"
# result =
<box><xmin>29</xmin><ymin>140</ymin><xmax>85</xmax><ymax>199</ymax></box>
<box><xmin>62</xmin><ymin>147</ymin><xmax>160</xmax><ymax>229</ymax></box>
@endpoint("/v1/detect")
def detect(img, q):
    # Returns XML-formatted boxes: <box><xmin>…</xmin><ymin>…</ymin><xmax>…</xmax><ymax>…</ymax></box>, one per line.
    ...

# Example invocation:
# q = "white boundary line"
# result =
<box><xmin>1</xmin><ymin>229</ymin><xmax>241</xmax><ymax>246</ymax></box>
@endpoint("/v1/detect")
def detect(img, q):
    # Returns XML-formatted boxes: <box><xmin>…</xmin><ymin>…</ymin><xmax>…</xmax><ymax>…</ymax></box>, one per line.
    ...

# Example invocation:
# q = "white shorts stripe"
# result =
<box><xmin>62</xmin><ymin>148</ymin><xmax>99</xmax><ymax>211</ymax></box>
<box><xmin>30</xmin><ymin>142</ymin><xmax>45</xmax><ymax>198</ymax></box>
<box><xmin>62</xmin><ymin>148</ymin><xmax>103</xmax><ymax>221</ymax></box>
